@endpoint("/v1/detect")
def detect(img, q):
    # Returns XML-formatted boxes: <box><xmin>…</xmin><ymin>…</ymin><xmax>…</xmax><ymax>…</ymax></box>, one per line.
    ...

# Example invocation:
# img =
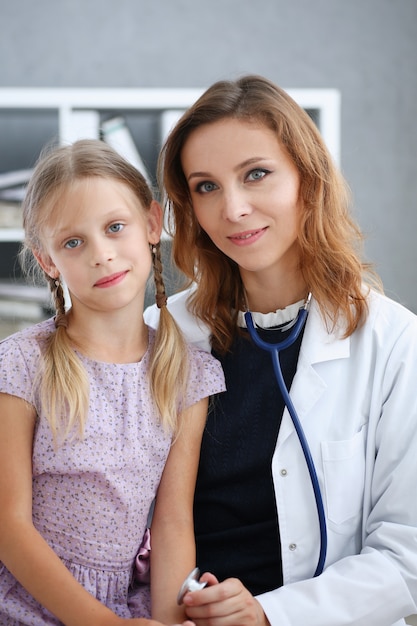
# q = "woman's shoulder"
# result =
<box><xmin>357</xmin><ymin>289</ymin><xmax>417</xmax><ymax>354</ymax></box>
<box><xmin>367</xmin><ymin>288</ymin><xmax>417</xmax><ymax>329</ymax></box>
<box><xmin>145</xmin><ymin>287</ymin><xmax>212</xmax><ymax>352</ymax></box>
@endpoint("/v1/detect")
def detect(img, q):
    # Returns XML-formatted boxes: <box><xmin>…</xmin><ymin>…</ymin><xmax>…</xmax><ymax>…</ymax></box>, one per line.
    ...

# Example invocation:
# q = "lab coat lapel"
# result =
<box><xmin>277</xmin><ymin>299</ymin><xmax>351</xmax><ymax>445</ymax></box>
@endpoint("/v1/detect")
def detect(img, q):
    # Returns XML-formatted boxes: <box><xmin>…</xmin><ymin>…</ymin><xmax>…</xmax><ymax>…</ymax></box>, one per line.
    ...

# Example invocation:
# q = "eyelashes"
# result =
<box><xmin>64</xmin><ymin>238</ymin><xmax>82</xmax><ymax>249</ymax></box>
<box><xmin>193</xmin><ymin>168</ymin><xmax>271</xmax><ymax>194</ymax></box>
<box><xmin>246</xmin><ymin>168</ymin><xmax>269</xmax><ymax>181</ymax></box>
<box><xmin>108</xmin><ymin>222</ymin><xmax>124</xmax><ymax>234</ymax></box>
<box><xmin>62</xmin><ymin>222</ymin><xmax>125</xmax><ymax>249</ymax></box>
<box><xmin>195</xmin><ymin>181</ymin><xmax>218</xmax><ymax>194</ymax></box>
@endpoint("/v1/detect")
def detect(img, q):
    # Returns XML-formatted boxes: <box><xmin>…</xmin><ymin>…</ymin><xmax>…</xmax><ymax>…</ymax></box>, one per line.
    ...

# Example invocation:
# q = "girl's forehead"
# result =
<box><xmin>49</xmin><ymin>177</ymin><xmax>139</xmax><ymax>209</ymax></box>
<box><xmin>41</xmin><ymin>177</ymin><xmax>143</xmax><ymax>231</ymax></box>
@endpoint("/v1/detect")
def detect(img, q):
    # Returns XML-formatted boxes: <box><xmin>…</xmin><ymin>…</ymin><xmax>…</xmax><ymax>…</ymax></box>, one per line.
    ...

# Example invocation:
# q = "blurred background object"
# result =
<box><xmin>0</xmin><ymin>0</ymin><xmax>416</xmax><ymax>340</ymax></box>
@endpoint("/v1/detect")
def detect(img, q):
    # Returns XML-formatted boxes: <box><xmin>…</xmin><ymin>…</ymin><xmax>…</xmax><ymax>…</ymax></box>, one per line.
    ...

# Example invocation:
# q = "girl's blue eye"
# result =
<box><xmin>197</xmin><ymin>181</ymin><xmax>218</xmax><ymax>194</ymax></box>
<box><xmin>64</xmin><ymin>238</ymin><xmax>81</xmax><ymax>249</ymax></box>
<box><xmin>109</xmin><ymin>223</ymin><xmax>123</xmax><ymax>233</ymax></box>
<box><xmin>247</xmin><ymin>168</ymin><xmax>268</xmax><ymax>181</ymax></box>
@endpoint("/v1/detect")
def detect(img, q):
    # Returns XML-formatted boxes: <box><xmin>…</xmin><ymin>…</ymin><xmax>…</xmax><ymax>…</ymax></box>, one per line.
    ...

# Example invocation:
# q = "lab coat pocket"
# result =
<box><xmin>321</xmin><ymin>425</ymin><xmax>367</xmax><ymax>527</ymax></box>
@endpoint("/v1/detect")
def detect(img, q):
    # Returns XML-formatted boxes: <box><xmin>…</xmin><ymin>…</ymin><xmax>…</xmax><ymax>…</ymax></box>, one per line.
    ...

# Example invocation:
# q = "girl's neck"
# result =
<box><xmin>64</xmin><ymin>309</ymin><xmax>149</xmax><ymax>364</ymax></box>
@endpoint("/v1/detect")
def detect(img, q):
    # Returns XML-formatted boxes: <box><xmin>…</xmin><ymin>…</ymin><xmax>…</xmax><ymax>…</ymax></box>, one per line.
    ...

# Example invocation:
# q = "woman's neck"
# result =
<box><xmin>242</xmin><ymin>272</ymin><xmax>307</xmax><ymax>314</ymax></box>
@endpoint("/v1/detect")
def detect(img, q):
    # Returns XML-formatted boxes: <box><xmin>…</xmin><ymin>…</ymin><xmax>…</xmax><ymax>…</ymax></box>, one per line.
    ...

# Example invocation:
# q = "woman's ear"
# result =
<box><xmin>32</xmin><ymin>250</ymin><xmax>58</xmax><ymax>280</ymax></box>
<box><xmin>147</xmin><ymin>200</ymin><xmax>163</xmax><ymax>244</ymax></box>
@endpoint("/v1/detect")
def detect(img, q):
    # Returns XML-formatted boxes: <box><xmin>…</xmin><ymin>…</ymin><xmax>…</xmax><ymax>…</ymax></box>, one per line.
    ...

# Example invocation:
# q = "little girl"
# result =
<box><xmin>0</xmin><ymin>139</ymin><xmax>225</xmax><ymax>626</ymax></box>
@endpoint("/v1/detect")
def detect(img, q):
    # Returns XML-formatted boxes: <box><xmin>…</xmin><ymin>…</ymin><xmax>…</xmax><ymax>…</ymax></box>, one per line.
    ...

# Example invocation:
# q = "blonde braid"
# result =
<box><xmin>148</xmin><ymin>241</ymin><xmax>189</xmax><ymax>434</ymax></box>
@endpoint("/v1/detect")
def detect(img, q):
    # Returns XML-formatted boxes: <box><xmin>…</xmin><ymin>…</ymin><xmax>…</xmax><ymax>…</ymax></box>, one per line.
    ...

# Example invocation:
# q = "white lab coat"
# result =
<box><xmin>144</xmin><ymin>288</ymin><xmax>417</xmax><ymax>626</ymax></box>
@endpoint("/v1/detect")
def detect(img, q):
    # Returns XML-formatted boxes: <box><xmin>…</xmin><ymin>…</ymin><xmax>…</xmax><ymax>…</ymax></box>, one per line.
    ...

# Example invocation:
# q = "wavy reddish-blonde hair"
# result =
<box><xmin>159</xmin><ymin>75</ymin><xmax>381</xmax><ymax>353</ymax></box>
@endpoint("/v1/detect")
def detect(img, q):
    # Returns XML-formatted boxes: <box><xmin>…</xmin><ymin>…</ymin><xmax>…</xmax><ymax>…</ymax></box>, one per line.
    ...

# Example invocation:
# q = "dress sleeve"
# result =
<box><xmin>0</xmin><ymin>335</ymin><xmax>38</xmax><ymax>405</ymax></box>
<box><xmin>182</xmin><ymin>345</ymin><xmax>225</xmax><ymax>409</ymax></box>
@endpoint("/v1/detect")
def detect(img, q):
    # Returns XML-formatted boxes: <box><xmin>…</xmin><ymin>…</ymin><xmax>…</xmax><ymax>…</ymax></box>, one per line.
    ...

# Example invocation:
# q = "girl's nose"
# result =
<box><xmin>90</xmin><ymin>239</ymin><xmax>114</xmax><ymax>266</ymax></box>
<box><xmin>94</xmin><ymin>256</ymin><xmax>113</xmax><ymax>266</ymax></box>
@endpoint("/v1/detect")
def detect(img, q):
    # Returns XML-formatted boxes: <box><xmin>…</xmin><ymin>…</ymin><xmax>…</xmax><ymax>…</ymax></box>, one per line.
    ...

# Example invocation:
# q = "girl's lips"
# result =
<box><xmin>94</xmin><ymin>271</ymin><xmax>128</xmax><ymax>288</ymax></box>
<box><xmin>227</xmin><ymin>227</ymin><xmax>267</xmax><ymax>246</ymax></box>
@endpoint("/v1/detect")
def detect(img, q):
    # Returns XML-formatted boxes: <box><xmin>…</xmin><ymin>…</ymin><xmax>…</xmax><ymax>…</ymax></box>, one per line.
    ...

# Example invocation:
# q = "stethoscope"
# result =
<box><xmin>177</xmin><ymin>294</ymin><xmax>327</xmax><ymax>605</ymax></box>
<box><xmin>244</xmin><ymin>292</ymin><xmax>327</xmax><ymax>577</ymax></box>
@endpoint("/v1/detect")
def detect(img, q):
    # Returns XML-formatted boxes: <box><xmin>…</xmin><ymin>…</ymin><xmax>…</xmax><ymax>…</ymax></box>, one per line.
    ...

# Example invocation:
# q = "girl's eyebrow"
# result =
<box><xmin>47</xmin><ymin>207</ymin><xmax>131</xmax><ymax>236</ymax></box>
<box><xmin>187</xmin><ymin>157</ymin><xmax>270</xmax><ymax>182</ymax></box>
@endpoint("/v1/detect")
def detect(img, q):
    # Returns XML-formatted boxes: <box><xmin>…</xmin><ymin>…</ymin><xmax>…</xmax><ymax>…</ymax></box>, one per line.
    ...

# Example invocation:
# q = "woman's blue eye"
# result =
<box><xmin>247</xmin><ymin>168</ymin><xmax>268</xmax><ymax>181</ymax></box>
<box><xmin>64</xmin><ymin>238</ymin><xmax>81</xmax><ymax>249</ymax></box>
<box><xmin>197</xmin><ymin>181</ymin><xmax>218</xmax><ymax>194</ymax></box>
<box><xmin>109</xmin><ymin>223</ymin><xmax>123</xmax><ymax>233</ymax></box>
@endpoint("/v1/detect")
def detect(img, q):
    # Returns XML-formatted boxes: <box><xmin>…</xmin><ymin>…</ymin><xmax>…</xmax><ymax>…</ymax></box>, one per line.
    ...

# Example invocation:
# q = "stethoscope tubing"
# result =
<box><xmin>244</xmin><ymin>297</ymin><xmax>327</xmax><ymax>576</ymax></box>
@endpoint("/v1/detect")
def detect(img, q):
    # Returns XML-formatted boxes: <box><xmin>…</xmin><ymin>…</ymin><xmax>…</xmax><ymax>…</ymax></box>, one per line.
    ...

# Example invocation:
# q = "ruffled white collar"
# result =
<box><xmin>237</xmin><ymin>299</ymin><xmax>305</xmax><ymax>329</ymax></box>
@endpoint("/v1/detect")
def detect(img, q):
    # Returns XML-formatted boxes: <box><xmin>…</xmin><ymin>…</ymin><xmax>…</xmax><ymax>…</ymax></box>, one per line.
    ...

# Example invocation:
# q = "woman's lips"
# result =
<box><xmin>94</xmin><ymin>271</ymin><xmax>128</xmax><ymax>288</ymax></box>
<box><xmin>227</xmin><ymin>227</ymin><xmax>267</xmax><ymax>246</ymax></box>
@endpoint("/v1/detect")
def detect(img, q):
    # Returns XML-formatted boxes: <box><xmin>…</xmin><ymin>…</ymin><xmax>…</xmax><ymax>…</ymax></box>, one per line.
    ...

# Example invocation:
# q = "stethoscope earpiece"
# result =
<box><xmin>177</xmin><ymin>567</ymin><xmax>207</xmax><ymax>605</ymax></box>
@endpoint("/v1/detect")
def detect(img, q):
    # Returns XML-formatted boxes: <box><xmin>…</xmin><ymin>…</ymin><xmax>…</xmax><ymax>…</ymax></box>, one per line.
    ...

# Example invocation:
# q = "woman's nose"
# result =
<box><xmin>221</xmin><ymin>188</ymin><xmax>252</xmax><ymax>221</ymax></box>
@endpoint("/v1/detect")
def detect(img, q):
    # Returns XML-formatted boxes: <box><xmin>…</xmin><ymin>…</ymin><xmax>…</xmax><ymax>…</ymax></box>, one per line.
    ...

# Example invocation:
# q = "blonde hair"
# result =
<box><xmin>20</xmin><ymin>139</ymin><xmax>188</xmax><ymax>442</ymax></box>
<box><xmin>159</xmin><ymin>75</ymin><xmax>382</xmax><ymax>354</ymax></box>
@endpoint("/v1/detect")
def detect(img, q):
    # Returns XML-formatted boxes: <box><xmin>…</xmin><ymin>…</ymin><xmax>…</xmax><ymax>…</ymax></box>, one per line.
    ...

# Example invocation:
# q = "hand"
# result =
<box><xmin>182</xmin><ymin>573</ymin><xmax>269</xmax><ymax>626</ymax></box>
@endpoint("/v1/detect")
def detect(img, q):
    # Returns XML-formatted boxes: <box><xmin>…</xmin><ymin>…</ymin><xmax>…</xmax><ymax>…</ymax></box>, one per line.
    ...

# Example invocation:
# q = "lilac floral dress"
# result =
<box><xmin>0</xmin><ymin>319</ymin><xmax>225</xmax><ymax>625</ymax></box>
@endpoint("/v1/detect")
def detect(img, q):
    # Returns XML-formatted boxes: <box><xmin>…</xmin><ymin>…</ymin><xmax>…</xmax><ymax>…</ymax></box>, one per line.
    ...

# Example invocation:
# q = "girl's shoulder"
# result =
<box><xmin>0</xmin><ymin>317</ymin><xmax>55</xmax><ymax>359</ymax></box>
<box><xmin>0</xmin><ymin>318</ymin><xmax>56</xmax><ymax>403</ymax></box>
<box><xmin>147</xmin><ymin>324</ymin><xmax>225</xmax><ymax>394</ymax></box>
<box><xmin>182</xmin><ymin>336</ymin><xmax>226</xmax><ymax>406</ymax></box>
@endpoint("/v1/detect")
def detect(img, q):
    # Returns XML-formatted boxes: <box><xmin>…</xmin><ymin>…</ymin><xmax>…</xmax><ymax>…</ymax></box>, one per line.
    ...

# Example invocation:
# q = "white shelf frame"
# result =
<box><xmin>0</xmin><ymin>86</ymin><xmax>341</xmax><ymax>242</ymax></box>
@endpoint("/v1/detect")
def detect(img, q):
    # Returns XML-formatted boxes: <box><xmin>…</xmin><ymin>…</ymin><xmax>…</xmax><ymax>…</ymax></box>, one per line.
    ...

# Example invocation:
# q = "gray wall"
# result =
<box><xmin>1</xmin><ymin>0</ymin><xmax>417</xmax><ymax>311</ymax></box>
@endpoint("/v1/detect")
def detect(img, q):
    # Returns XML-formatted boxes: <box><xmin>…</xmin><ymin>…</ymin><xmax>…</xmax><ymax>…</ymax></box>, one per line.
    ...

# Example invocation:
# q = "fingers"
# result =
<box><xmin>198</xmin><ymin>572</ymin><xmax>219</xmax><ymax>586</ymax></box>
<box><xmin>183</xmin><ymin>578</ymin><xmax>264</xmax><ymax>626</ymax></box>
<box><xmin>183</xmin><ymin>577</ymin><xmax>243</xmax><ymax>614</ymax></box>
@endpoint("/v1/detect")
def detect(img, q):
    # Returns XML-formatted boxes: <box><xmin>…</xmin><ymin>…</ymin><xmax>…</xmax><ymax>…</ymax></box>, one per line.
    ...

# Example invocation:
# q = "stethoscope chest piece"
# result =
<box><xmin>177</xmin><ymin>567</ymin><xmax>207</xmax><ymax>605</ymax></box>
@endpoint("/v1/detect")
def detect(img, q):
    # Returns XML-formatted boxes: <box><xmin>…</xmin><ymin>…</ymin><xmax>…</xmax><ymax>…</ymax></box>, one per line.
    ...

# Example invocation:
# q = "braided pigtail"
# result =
<box><xmin>148</xmin><ymin>242</ymin><xmax>189</xmax><ymax>434</ymax></box>
<box><xmin>151</xmin><ymin>242</ymin><xmax>168</xmax><ymax>309</ymax></box>
<box><xmin>37</xmin><ymin>274</ymin><xmax>89</xmax><ymax>444</ymax></box>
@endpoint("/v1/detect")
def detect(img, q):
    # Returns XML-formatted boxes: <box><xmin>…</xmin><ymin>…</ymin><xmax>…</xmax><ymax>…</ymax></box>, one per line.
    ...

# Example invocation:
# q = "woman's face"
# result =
<box><xmin>181</xmin><ymin>118</ymin><xmax>303</xmax><ymax>297</ymax></box>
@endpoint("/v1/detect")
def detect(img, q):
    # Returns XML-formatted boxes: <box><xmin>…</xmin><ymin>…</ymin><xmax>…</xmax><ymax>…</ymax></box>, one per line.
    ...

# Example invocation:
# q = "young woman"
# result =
<box><xmin>145</xmin><ymin>75</ymin><xmax>417</xmax><ymax>625</ymax></box>
<box><xmin>0</xmin><ymin>139</ymin><xmax>225</xmax><ymax>626</ymax></box>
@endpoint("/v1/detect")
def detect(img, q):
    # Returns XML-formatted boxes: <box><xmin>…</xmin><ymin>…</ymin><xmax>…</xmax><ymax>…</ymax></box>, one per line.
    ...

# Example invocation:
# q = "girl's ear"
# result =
<box><xmin>147</xmin><ymin>200</ymin><xmax>163</xmax><ymax>244</ymax></box>
<box><xmin>33</xmin><ymin>250</ymin><xmax>59</xmax><ymax>280</ymax></box>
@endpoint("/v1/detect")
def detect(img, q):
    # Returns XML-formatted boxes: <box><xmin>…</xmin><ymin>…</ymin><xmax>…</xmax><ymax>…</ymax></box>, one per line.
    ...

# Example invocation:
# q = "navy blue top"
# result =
<box><xmin>194</xmin><ymin>323</ymin><xmax>304</xmax><ymax>595</ymax></box>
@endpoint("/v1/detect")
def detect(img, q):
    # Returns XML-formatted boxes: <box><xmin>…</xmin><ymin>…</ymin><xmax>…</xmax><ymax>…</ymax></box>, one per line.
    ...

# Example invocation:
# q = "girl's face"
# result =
<box><xmin>181</xmin><ymin>118</ymin><xmax>303</xmax><ymax>300</ymax></box>
<box><xmin>36</xmin><ymin>177</ymin><xmax>161</xmax><ymax>316</ymax></box>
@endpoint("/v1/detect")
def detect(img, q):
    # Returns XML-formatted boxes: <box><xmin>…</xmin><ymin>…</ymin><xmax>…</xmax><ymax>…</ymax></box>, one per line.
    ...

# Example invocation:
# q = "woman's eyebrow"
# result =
<box><xmin>186</xmin><ymin>157</ymin><xmax>270</xmax><ymax>182</ymax></box>
<box><xmin>187</xmin><ymin>170</ymin><xmax>211</xmax><ymax>182</ymax></box>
